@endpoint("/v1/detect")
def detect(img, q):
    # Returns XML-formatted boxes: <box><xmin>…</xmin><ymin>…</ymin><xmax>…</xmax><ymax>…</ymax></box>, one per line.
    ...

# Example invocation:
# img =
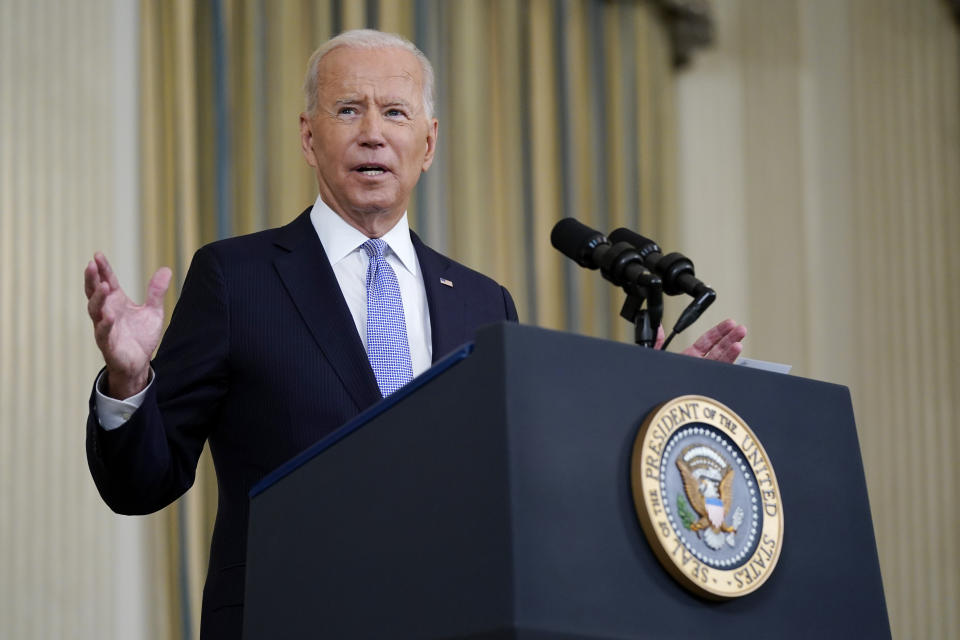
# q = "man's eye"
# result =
<box><xmin>338</xmin><ymin>107</ymin><xmax>358</xmax><ymax>116</ymax></box>
<box><xmin>386</xmin><ymin>108</ymin><xmax>407</xmax><ymax>118</ymax></box>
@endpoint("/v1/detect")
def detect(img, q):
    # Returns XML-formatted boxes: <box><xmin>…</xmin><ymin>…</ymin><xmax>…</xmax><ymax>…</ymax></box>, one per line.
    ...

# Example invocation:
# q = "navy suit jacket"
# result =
<box><xmin>86</xmin><ymin>208</ymin><xmax>517</xmax><ymax>638</ymax></box>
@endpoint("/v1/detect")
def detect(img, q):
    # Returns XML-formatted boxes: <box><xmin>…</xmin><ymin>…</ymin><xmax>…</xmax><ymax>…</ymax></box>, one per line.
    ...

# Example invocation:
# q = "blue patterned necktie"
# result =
<box><xmin>362</xmin><ymin>238</ymin><xmax>414</xmax><ymax>397</ymax></box>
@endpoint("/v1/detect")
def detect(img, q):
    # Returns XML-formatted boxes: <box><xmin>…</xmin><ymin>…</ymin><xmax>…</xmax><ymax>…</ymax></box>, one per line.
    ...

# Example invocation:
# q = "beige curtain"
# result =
<box><xmin>846</xmin><ymin>2</ymin><xmax>960</xmax><ymax>636</ymax></box>
<box><xmin>139</xmin><ymin>0</ymin><xmax>678</xmax><ymax>636</ymax></box>
<box><xmin>676</xmin><ymin>1</ymin><xmax>960</xmax><ymax>638</ymax></box>
<box><xmin>1</xmin><ymin>1</ymin><xmax>151</xmax><ymax>637</ymax></box>
<box><xmin>737</xmin><ymin>2</ymin><xmax>960</xmax><ymax>637</ymax></box>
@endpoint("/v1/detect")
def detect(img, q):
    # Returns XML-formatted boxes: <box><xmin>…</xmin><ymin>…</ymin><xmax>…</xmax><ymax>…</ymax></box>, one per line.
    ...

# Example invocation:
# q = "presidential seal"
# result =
<box><xmin>630</xmin><ymin>395</ymin><xmax>784</xmax><ymax>599</ymax></box>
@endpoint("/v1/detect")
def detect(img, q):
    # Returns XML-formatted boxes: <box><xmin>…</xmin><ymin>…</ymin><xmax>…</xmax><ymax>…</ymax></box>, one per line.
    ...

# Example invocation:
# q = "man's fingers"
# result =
<box><xmin>654</xmin><ymin>324</ymin><xmax>666</xmax><ymax>350</ymax></box>
<box><xmin>94</xmin><ymin>252</ymin><xmax>121</xmax><ymax>291</ymax></box>
<box><xmin>84</xmin><ymin>260</ymin><xmax>100</xmax><ymax>298</ymax></box>
<box><xmin>145</xmin><ymin>267</ymin><xmax>173</xmax><ymax>310</ymax></box>
<box><xmin>688</xmin><ymin>318</ymin><xmax>737</xmax><ymax>357</ymax></box>
<box><xmin>87</xmin><ymin>281</ymin><xmax>109</xmax><ymax>322</ymax></box>
<box><xmin>703</xmin><ymin>323</ymin><xmax>747</xmax><ymax>363</ymax></box>
<box><xmin>716</xmin><ymin>340</ymin><xmax>743</xmax><ymax>363</ymax></box>
<box><xmin>682</xmin><ymin>319</ymin><xmax>746</xmax><ymax>362</ymax></box>
<box><xmin>93</xmin><ymin>313</ymin><xmax>115</xmax><ymax>347</ymax></box>
<box><xmin>709</xmin><ymin>331</ymin><xmax>745</xmax><ymax>362</ymax></box>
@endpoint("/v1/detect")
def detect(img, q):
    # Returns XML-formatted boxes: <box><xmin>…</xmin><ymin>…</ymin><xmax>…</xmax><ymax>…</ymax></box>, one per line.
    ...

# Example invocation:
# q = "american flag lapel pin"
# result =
<box><xmin>440</xmin><ymin>277</ymin><xmax>454</xmax><ymax>288</ymax></box>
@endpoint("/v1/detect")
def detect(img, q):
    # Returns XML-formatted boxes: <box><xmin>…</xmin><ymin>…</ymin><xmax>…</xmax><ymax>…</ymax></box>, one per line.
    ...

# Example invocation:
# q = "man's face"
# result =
<box><xmin>300</xmin><ymin>46</ymin><xmax>438</xmax><ymax>235</ymax></box>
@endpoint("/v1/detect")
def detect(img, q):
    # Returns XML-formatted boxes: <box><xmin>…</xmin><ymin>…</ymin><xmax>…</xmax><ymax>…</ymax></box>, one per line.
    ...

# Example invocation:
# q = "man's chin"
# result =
<box><xmin>343</xmin><ymin>187</ymin><xmax>401</xmax><ymax>214</ymax></box>
<box><xmin>348</xmin><ymin>202</ymin><xmax>401</xmax><ymax>217</ymax></box>
<box><xmin>334</xmin><ymin>200</ymin><xmax>407</xmax><ymax>235</ymax></box>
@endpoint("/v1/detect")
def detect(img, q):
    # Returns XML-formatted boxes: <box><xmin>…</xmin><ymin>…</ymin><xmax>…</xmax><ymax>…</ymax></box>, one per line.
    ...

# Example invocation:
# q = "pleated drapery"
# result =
<box><xmin>676</xmin><ymin>1</ymin><xmax>960</xmax><ymax>638</ymax></box>
<box><xmin>1</xmin><ymin>1</ymin><xmax>150</xmax><ymax>638</ymax></box>
<box><xmin>846</xmin><ymin>2</ymin><xmax>960</xmax><ymax>636</ymax></box>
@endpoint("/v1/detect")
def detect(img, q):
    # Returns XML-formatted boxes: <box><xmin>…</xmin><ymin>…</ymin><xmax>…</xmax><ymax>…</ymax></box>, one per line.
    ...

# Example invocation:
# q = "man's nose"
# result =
<box><xmin>358</xmin><ymin>111</ymin><xmax>386</xmax><ymax>147</ymax></box>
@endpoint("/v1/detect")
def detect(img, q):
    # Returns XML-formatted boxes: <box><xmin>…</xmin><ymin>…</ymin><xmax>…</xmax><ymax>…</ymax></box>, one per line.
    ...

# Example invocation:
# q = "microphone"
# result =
<box><xmin>551</xmin><ymin>218</ymin><xmax>663</xmax><ymax>347</ymax></box>
<box><xmin>607</xmin><ymin>228</ymin><xmax>712</xmax><ymax>299</ymax></box>
<box><xmin>608</xmin><ymin>227</ymin><xmax>716</xmax><ymax>342</ymax></box>
<box><xmin>551</xmin><ymin>218</ymin><xmax>661</xmax><ymax>291</ymax></box>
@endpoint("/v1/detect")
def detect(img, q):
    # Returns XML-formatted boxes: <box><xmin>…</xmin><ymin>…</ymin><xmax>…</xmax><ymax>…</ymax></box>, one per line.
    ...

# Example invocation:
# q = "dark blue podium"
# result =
<box><xmin>243</xmin><ymin>323</ymin><xmax>889</xmax><ymax>639</ymax></box>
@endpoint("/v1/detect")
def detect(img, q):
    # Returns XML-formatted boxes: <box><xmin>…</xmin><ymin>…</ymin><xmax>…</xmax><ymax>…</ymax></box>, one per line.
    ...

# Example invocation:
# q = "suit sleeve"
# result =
<box><xmin>501</xmin><ymin>286</ymin><xmax>519</xmax><ymax>323</ymax></box>
<box><xmin>86</xmin><ymin>246</ymin><xmax>230</xmax><ymax>515</ymax></box>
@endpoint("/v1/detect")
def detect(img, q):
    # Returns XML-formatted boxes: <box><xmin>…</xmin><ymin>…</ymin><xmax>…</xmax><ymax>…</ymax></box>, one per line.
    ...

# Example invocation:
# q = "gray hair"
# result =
<box><xmin>302</xmin><ymin>29</ymin><xmax>436</xmax><ymax>120</ymax></box>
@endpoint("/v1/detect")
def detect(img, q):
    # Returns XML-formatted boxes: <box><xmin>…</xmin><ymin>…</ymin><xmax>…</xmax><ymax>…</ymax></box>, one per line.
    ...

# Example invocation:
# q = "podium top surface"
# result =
<box><xmin>250</xmin><ymin>323</ymin><xmax>851</xmax><ymax>500</ymax></box>
<box><xmin>249</xmin><ymin>341</ymin><xmax>474</xmax><ymax>498</ymax></box>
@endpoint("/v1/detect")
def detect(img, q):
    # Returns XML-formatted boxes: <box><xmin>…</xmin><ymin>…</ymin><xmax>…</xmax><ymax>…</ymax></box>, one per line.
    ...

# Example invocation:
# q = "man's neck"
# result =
<box><xmin>318</xmin><ymin>196</ymin><xmax>405</xmax><ymax>239</ymax></box>
<box><xmin>310</xmin><ymin>195</ymin><xmax>413</xmax><ymax>269</ymax></box>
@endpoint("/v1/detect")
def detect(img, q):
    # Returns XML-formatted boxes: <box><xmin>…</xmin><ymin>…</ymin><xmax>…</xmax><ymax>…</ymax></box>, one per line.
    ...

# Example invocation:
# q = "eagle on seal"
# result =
<box><xmin>677</xmin><ymin>444</ymin><xmax>742</xmax><ymax>549</ymax></box>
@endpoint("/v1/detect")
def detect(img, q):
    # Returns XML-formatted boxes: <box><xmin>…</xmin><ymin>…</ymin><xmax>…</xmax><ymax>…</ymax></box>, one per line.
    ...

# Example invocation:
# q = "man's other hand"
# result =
<box><xmin>84</xmin><ymin>252</ymin><xmax>171</xmax><ymax>399</ymax></box>
<box><xmin>655</xmin><ymin>318</ymin><xmax>746</xmax><ymax>364</ymax></box>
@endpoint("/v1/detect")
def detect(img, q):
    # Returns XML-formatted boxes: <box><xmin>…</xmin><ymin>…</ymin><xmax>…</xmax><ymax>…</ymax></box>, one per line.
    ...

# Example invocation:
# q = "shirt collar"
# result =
<box><xmin>309</xmin><ymin>194</ymin><xmax>419</xmax><ymax>276</ymax></box>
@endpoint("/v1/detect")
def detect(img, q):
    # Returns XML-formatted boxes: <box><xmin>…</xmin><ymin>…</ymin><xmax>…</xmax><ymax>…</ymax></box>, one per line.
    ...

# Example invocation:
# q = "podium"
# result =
<box><xmin>243</xmin><ymin>323</ymin><xmax>889</xmax><ymax>639</ymax></box>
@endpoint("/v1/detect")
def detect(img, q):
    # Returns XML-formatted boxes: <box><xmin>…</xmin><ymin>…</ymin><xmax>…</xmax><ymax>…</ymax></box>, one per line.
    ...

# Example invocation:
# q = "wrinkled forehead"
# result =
<box><xmin>316</xmin><ymin>46</ymin><xmax>423</xmax><ymax>105</ymax></box>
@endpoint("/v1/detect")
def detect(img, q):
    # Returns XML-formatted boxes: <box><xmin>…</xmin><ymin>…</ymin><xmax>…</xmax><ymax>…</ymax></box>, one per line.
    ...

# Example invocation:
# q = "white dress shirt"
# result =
<box><xmin>95</xmin><ymin>194</ymin><xmax>432</xmax><ymax>429</ymax></box>
<box><xmin>310</xmin><ymin>196</ymin><xmax>432</xmax><ymax>376</ymax></box>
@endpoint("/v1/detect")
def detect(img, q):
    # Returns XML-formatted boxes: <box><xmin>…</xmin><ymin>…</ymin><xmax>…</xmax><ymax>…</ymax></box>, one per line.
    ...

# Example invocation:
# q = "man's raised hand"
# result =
<box><xmin>84</xmin><ymin>252</ymin><xmax>172</xmax><ymax>399</ymax></box>
<box><xmin>680</xmin><ymin>318</ymin><xmax>746</xmax><ymax>363</ymax></box>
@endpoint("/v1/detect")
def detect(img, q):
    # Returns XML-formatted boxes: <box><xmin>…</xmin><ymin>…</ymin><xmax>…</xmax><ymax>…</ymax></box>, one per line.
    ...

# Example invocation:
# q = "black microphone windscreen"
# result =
<box><xmin>608</xmin><ymin>228</ymin><xmax>659</xmax><ymax>253</ymax></box>
<box><xmin>550</xmin><ymin>218</ymin><xmax>607</xmax><ymax>268</ymax></box>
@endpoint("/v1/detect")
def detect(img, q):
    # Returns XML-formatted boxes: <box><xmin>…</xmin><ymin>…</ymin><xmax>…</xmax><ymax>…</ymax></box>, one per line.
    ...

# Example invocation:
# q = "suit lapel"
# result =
<box><xmin>412</xmin><ymin>232</ymin><xmax>466</xmax><ymax>362</ymax></box>
<box><xmin>273</xmin><ymin>209</ymin><xmax>382</xmax><ymax>411</ymax></box>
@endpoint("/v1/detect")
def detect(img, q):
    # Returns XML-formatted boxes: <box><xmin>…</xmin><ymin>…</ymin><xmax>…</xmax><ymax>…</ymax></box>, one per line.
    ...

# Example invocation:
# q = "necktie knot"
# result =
<box><xmin>361</xmin><ymin>238</ymin><xmax>387</xmax><ymax>259</ymax></box>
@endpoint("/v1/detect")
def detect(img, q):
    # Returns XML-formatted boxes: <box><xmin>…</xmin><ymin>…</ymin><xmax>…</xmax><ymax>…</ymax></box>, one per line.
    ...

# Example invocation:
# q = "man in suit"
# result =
<box><xmin>84</xmin><ymin>29</ymin><xmax>745</xmax><ymax>639</ymax></box>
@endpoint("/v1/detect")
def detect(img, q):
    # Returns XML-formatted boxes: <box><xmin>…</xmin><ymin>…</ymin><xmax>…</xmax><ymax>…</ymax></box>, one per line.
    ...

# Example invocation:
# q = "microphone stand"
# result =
<box><xmin>620</xmin><ymin>282</ymin><xmax>662</xmax><ymax>348</ymax></box>
<box><xmin>594</xmin><ymin>240</ymin><xmax>663</xmax><ymax>349</ymax></box>
<box><xmin>549</xmin><ymin>219</ymin><xmax>664</xmax><ymax>348</ymax></box>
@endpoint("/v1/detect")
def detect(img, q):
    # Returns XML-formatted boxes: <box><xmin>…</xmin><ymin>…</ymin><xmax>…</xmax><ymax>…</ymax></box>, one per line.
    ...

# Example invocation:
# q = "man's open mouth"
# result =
<box><xmin>355</xmin><ymin>165</ymin><xmax>388</xmax><ymax>176</ymax></box>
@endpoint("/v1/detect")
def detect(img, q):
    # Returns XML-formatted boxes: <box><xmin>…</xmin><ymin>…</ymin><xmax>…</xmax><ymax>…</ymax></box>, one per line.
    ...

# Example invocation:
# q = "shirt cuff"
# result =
<box><xmin>94</xmin><ymin>369</ymin><xmax>154</xmax><ymax>431</ymax></box>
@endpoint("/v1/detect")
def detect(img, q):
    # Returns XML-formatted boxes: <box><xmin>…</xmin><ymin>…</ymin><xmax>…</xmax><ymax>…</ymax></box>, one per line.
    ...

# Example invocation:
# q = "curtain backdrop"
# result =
<box><xmin>139</xmin><ymin>1</ymin><xmax>678</xmax><ymax>636</ymax></box>
<box><xmin>675</xmin><ymin>1</ymin><xmax>960</xmax><ymax>638</ymax></box>
<box><xmin>0</xmin><ymin>1</ymin><xmax>149</xmax><ymax>638</ymax></box>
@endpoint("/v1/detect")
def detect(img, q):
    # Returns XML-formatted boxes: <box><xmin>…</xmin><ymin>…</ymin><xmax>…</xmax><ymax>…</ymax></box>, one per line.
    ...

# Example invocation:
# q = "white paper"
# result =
<box><xmin>734</xmin><ymin>356</ymin><xmax>792</xmax><ymax>375</ymax></box>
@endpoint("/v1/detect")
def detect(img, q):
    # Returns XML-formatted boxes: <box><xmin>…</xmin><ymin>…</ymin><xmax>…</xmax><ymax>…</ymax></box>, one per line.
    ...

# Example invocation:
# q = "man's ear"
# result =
<box><xmin>300</xmin><ymin>113</ymin><xmax>318</xmax><ymax>168</ymax></box>
<box><xmin>421</xmin><ymin>118</ymin><xmax>439</xmax><ymax>172</ymax></box>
